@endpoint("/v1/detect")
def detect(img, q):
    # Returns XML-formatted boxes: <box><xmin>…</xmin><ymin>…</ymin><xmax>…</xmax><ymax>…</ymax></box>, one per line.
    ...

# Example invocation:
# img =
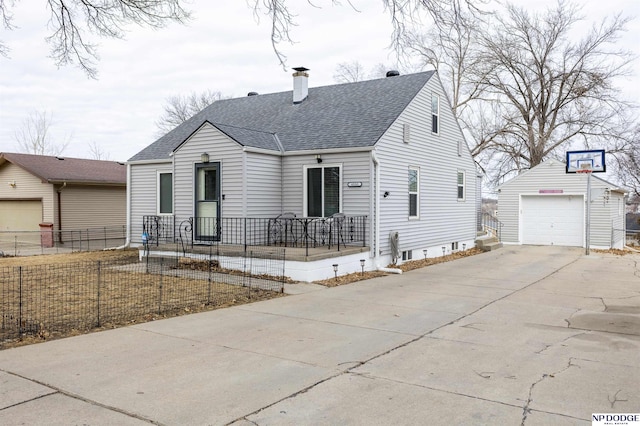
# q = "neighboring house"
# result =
<box><xmin>0</xmin><ymin>153</ymin><xmax>126</xmax><ymax>244</ymax></box>
<box><xmin>127</xmin><ymin>68</ymin><xmax>478</xmax><ymax>280</ymax></box>
<box><xmin>497</xmin><ymin>160</ymin><xmax>627</xmax><ymax>249</ymax></box>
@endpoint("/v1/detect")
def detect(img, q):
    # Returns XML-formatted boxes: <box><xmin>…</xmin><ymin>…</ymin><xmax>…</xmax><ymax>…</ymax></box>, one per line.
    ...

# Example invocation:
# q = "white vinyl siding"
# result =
<box><xmin>375</xmin><ymin>74</ymin><xmax>477</xmax><ymax>256</ymax></box>
<box><xmin>130</xmin><ymin>162</ymin><xmax>171</xmax><ymax>242</ymax></box>
<box><xmin>245</xmin><ymin>152</ymin><xmax>282</xmax><ymax>217</ymax></box>
<box><xmin>173</xmin><ymin>123</ymin><xmax>245</xmax><ymax>219</ymax></box>
<box><xmin>498</xmin><ymin>161</ymin><xmax>623</xmax><ymax>248</ymax></box>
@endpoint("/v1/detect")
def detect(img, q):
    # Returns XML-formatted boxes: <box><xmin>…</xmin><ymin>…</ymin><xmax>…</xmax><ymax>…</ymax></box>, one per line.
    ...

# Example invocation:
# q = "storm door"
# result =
<box><xmin>195</xmin><ymin>163</ymin><xmax>220</xmax><ymax>241</ymax></box>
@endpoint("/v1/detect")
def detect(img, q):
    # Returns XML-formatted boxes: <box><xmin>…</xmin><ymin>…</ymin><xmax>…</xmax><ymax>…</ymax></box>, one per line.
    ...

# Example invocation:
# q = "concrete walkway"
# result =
<box><xmin>0</xmin><ymin>246</ymin><xmax>638</xmax><ymax>425</ymax></box>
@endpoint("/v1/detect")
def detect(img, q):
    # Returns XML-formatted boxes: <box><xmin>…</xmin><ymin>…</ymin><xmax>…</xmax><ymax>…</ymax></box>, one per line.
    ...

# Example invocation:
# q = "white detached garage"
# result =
<box><xmin>497</xmin><ymin>160</ymin><xmax>627</xmax><ymax>249</ymax></box>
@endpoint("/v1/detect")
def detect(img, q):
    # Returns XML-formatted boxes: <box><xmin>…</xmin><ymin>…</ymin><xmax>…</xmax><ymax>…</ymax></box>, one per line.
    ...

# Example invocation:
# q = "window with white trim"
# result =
<box><xmin>431</xmin><ymin>94</ymin><xmax>439</xmax><ymax>134</ymax></box>
<box><xmin>158</xmin><ymin>172</ymin><xmax>173</xmax><ymax>214</ymax></box>
<box><xmin>305</xmin><ymin>165</ymin><xmax>341</xmax><ymax>217</ymax></box>
<box><xmin>457</xmin><ymin>171</ymin><xmax>465</xmax><ymax>201</ymax></box>
<box><xmin>409</xmin><ymin>167</ymin><xmax>419</xmax><ymax>218</ymax></box>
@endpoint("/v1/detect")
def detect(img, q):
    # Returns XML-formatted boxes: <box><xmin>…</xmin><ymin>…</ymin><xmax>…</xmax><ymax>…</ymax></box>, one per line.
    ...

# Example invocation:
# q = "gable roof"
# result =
<box><xmin>498</xmin><ymin>159</ymin><xmax>626</xmax><ymax>193</ymax></box>
<box><xmin>0</xmin><ymin>152</ymin><xmax>126</xmax><ymax>185</ymax></box>
<box><xmin>129</xmin><ymin>71</ymin><xmax>436</xmax><ymax>162</ymax></box>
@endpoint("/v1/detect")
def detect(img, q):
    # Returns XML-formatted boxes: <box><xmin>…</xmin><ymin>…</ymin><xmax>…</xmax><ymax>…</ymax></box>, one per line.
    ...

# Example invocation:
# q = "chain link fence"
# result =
<box><xmin>1</xmin><ymin>247</ymin><xmax>285</xmax><ymax>346</ymax></box>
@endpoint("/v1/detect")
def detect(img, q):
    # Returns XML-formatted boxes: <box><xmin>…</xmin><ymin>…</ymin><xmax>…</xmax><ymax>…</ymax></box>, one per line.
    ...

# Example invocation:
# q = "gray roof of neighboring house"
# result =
<box><xmin>0</xmin><ymin>152</ymin><xmax>126</xmax><ymax>185</ymax></box>
<box><xmin>129</xmin><ymin>71</ymin><xmax>436</xmax><ymax>162</ymax></box>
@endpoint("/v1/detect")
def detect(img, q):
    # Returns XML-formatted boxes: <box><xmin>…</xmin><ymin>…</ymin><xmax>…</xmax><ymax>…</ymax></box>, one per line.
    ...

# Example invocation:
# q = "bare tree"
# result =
<box><xmin>156</xmin><ymin>90</ymin><xmax>227</xmax><ymax>134</ymax></box>
<box><xmin>15</xmin><ymin>110</ymin><xmax>71</xmax><ymax>156</ymax></box>
<box><xmin>399</xmin><ymin>2</ymin><xmax>485</xmax><ymax>118</ymax></box>
<box><xmin>87</xmin><ymin>141</ymin><xmax>111</xmax><ymax>160</ymax></box>
<box><xmin>248</xmin><ymin>0</ymin><xmax>483</xmax><ymax>69</ymax></box>
<box><xmin>333</xmin><ymin>61</ymin><xmax>368</xmax><ymax>83</ymax></box>
<box><xmin>469</xmin><ymin>2</ymin><xmax>636</xmax><ymax>184</ymax></box>
<box><xmin>608</xmin><ymin>124</ymin><xmax>640</xmax><ymax>197</ymax></box>
<box><xmin>0</xmin><ymin>0</ymin><xmax>190</xmax><ymax>78</ymax></box>
<box><xmin>333</xmin><ymin>61</ymin><xmax>407</xmax><ymax>83</ymax></box>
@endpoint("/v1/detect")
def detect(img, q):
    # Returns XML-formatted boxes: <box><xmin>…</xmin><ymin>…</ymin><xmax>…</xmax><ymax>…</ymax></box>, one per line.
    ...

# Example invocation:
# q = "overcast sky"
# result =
<box><xmin>0</xmin><ymin>0</ymin><xmax>638</xmax><ymax>162</ymax></box>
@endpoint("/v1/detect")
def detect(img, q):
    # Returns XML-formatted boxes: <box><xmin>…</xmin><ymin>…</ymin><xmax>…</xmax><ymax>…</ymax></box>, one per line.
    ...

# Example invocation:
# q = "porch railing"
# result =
<box><xmin>481</xmin><ymin>212</ymin><xmax>503</xmax><ymax>241</ymax></box>
<box><xmin>142</xmin><ymin>215</ymin><xmax>368</xmax><ymax>257</ymax></box>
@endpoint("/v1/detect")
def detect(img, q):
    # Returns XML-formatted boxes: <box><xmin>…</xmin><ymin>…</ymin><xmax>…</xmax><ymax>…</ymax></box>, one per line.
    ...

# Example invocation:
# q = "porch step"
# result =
<box><xmin>476</xmin><ymin>235</ymin><xmax>503</xmax><ymax>252</ymax></box>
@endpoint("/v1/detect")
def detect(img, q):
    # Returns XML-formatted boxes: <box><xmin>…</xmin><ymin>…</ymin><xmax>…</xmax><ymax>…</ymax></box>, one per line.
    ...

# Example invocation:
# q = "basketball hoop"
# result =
<box><xmin>576</xmin><ymin>169</ymin><xmax>592</xmax><ymax>174</ymax></box>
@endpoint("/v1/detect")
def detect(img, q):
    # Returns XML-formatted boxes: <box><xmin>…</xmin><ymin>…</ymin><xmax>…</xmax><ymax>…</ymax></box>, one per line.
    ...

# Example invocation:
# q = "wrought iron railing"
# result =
<box><xmin>481</xmin><ymin>212</ymin><xmax>503</xmax><ymax>241</ymax></box>
<box><xmin>141</xmin><ymin>215</ymin><xmax>368</xmax><ymax>256</ymax></box>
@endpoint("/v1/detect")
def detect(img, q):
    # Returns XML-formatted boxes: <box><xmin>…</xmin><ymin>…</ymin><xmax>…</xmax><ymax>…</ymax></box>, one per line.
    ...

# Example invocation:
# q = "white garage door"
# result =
<box><xmin>0</xmin><ymin>200</ymin><xmax>43</xmax><ymax>232</ymax></box>
<box><xmin>521</xmin><ymin>195</ymin><xmax>584</xmax><ymax>246</ymax></box>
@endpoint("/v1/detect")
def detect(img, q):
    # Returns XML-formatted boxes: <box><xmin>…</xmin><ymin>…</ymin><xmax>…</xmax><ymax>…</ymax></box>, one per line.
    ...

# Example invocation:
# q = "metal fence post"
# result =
<box><xmin>97</xmin><ymin>261</ymin><xmax>101</xmax><ymax>327</ymax></box>
<box><xmin>207</xmin><ymin>244</ymin><xmax>213</xmax><ymax>304</ymax></box>
<box><xmin>18</xmin><ymin>266</ymin><xmax>23</xmax><ymax>334</ymax></box>
<box><xmin>158</xmin><ymin>257</ymin><xmax>164</xmax><ymax>315</ymax></box>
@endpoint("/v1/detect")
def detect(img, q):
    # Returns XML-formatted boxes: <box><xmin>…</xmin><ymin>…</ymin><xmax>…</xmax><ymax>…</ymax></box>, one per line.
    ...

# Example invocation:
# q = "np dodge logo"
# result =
<box><xmin>593</xmin><ymin>414</ymin><xmax>640</xmax><ymax>425</ymax></box>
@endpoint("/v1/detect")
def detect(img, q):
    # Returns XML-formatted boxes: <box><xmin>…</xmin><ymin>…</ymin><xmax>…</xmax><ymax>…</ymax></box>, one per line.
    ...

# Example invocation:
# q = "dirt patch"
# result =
<box><xmin>313</xmin><ymin>248</ymin><xmax>483</xmax><ymax>287</ymax></box>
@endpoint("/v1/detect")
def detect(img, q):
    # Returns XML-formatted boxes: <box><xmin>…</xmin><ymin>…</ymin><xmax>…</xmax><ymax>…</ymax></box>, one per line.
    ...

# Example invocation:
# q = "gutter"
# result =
<box><xmin>56</xmin><ymin>182</ymin><xmax>66</xmax><ymax>244</ymax></box>
<box><xmin>125</xmin><ymin>163</ymin><xmax>132</xmax><ymax>247</ymax></box>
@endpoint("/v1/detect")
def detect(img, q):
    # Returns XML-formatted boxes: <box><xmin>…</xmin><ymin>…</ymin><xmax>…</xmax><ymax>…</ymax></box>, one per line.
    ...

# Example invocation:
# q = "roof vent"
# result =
<box><xmin>247</xmin><ymin>92</ymin><xmax>259</xmax><ymax>96</ymax></box>
<box><xmin>386</xmin><ymin>70</ymin><xmax>400</xmax><ymax>77</ymax></box>
<box><xmin>56</xmin><ymin>157</ymin><xmax>65</xmax><ymax>160</ymax></box>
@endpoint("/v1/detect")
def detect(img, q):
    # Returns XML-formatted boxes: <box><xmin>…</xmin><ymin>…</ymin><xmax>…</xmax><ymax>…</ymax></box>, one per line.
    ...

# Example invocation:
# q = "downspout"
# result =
<box><xmin>371</xmin><ymin>150</ymin><xmax>401</xmax><ymax>274</ymax></box>
<box><xmin>125</xmin><ymin>162</ymin><xmax>132</xmax><ymax>246</ymax></box>
<box><xmin>107</xmin><ymin>163</ymin><xmax>132</xmax><ymax>250</ymax></box>
<box><xmin>273</xmin><ymin>134</ymin><xmax>285</xmax><ymax>214</ymax></box>
<box><xmin>56</xmin><ymin>182</ymin><xmax>67</xmax><ymax>244</ymax></box>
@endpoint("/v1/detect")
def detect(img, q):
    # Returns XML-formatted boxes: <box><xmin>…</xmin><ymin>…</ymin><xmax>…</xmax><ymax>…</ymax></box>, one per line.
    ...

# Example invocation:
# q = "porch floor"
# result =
<box><xmin>145</xmin><ymin>243</ymin><xmax>369</xmax><ymax>262</ymax></box>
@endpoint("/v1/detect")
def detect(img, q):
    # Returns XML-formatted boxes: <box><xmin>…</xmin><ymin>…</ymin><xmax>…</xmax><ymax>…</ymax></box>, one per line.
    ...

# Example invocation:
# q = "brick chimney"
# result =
<box><xmin>292</xmin><ymin>67</ymin><xmax>309</xmax><ymax>104</ymax></box>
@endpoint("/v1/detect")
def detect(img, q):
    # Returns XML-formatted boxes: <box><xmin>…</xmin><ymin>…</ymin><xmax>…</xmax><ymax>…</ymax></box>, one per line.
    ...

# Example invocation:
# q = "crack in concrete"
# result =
<box><xmin>608</xmin><ymin>389</ymin><xmax>629</xmax><ymax>408</ymax></box>
<box><xmin>535</xmin><ymin>331</ymin><xmax>588</xmax><ymax>355</ymax></box>
<box><xmin>0</xmin><ymin>369</ymin><xmax>161</xmax><ymax>425</ymax></box>
<box><xmin>520</xmin><ymin>358</ymin><xmax>578</xmax><ymax>426</ymax></box>
<box><xmin>0</xmin><ymin>390</ymin><xmax>59</xmax><ymax>412</ymax></box>
<box><xmin>232</xmin><ymin>254</ymin><xmax>585</xmax><ymax>425</ymax></box>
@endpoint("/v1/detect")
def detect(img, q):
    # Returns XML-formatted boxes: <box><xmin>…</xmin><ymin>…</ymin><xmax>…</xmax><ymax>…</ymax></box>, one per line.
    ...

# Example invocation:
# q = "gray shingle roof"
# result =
<box><xmin>129</xmin><ymin>71</ymin><xmax>435</xmax><ymax>162</ymax></box>
<box><xmin>0</xmin><ymin>152</ymin><xmax>126</xmax><ymax>185</ymax></box>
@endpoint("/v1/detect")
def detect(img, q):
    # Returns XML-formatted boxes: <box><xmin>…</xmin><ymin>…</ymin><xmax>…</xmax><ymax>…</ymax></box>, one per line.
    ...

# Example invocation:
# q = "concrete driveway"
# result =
<box><xmin>0</xmin><ymin>246</ymin><xmax>638</xmax><ymax>425</ymax></box>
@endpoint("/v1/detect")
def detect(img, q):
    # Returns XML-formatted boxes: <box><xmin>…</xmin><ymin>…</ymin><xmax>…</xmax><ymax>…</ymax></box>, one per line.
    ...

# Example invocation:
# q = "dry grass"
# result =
<box><xmin>0</xmin><ymin>249</ymin><xmax>283</xmax><ymax>350</ymax></box>
<box><xmin>0</xmin><ymin>248</ymin><xmax>140</xmax><ymax>266</ymax></box>
<box><xmin>313</xmin><ymin>248</ymin><xmax>483</xmax><ymax>287</ymax></box>
<box><xmin>591</xmin><ymin>248</ymin><xmax>637</xmax><ymax>256</ymax></box>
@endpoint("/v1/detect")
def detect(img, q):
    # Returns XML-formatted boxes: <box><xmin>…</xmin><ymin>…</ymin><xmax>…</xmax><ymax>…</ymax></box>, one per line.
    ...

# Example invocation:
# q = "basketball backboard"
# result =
<box><xmin>566</xmin><ymin>150</ymin><xmax>606</xmax><ymax>173</ymax></box>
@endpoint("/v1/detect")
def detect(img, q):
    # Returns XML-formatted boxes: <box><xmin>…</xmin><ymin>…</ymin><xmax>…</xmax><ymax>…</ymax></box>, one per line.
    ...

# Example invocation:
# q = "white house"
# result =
<box><xmin>497</xmin><ymin>160</ymin><xmax>626</xmax><ymax>249</ymax></box>
<box><xmin>127</xmin><ymin>69</ymin><xmax>479</xmax><ymax>281</ymax></box>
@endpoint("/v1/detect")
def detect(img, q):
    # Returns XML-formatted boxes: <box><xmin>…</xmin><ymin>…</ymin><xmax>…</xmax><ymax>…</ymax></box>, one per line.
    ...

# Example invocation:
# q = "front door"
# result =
<box><xmin>195</xmin><ymin>163</ymin><xmax>220</xmax><ymax>241</ymax></box>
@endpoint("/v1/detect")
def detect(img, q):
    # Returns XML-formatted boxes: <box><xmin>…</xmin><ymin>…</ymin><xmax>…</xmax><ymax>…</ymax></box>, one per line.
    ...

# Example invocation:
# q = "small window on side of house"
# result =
<box><xmin>457</xmin><ymin>171</ymin><xmax>465</xmax><ymax>201</ymax></box>
<box><xmin>409</xmin><ymin>167</ymin><xmax>419</xmax><ymax>218</ymax></box>
<box><xmin>158</xmin><ymin>172</ymin><xmax>173</xmax><ymax>214</ymax></box>
<box><xmin>431</xmin><ymin>94</ymin><xmax>439</xmax><ymax>134</ymax></box>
